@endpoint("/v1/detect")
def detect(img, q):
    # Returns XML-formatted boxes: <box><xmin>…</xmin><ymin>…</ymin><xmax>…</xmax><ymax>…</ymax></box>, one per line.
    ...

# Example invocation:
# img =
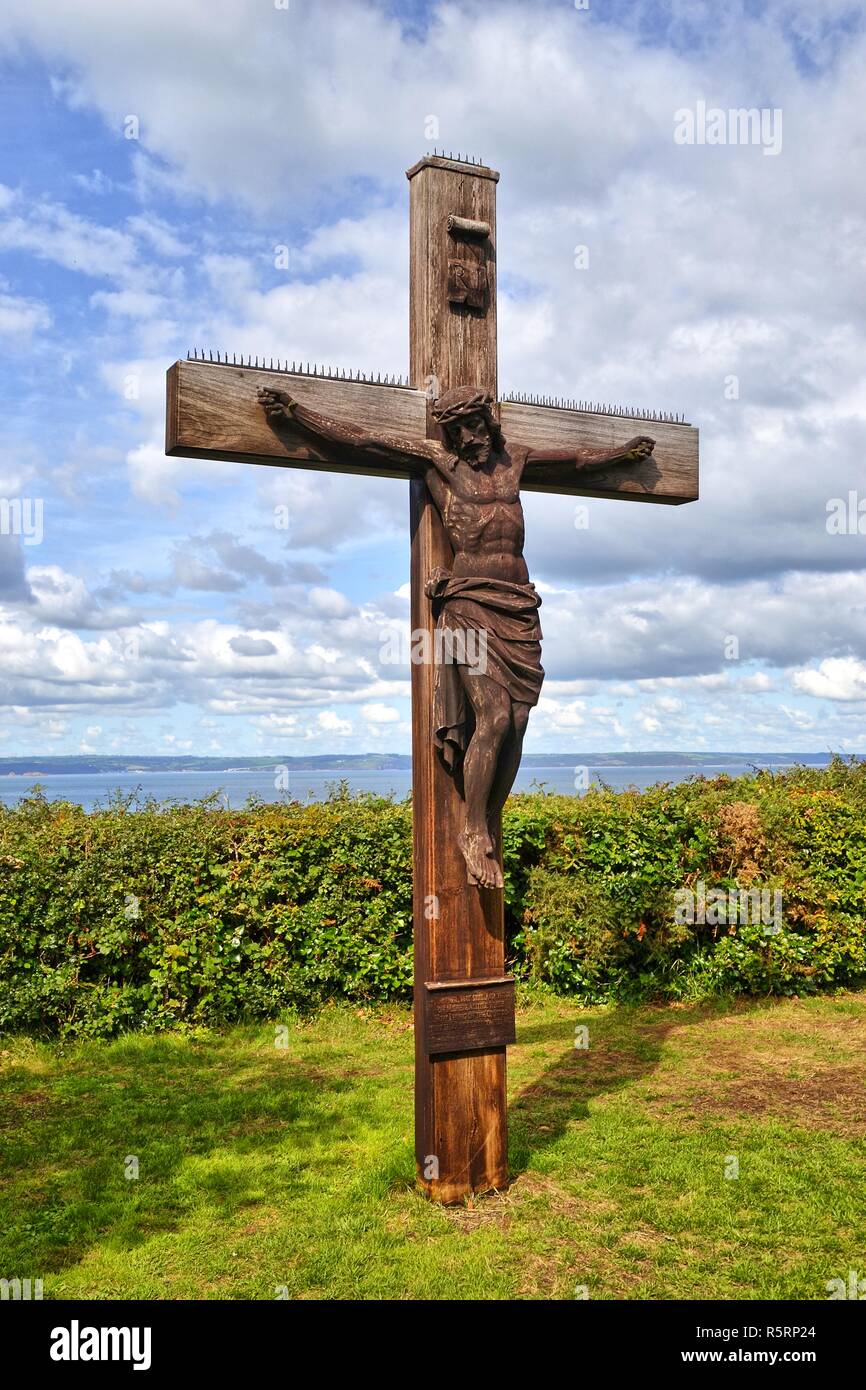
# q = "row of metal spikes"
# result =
<box><xmin>185</xmin><ymin>351</ymin><xmax>690</xmax><ymax>424</ymax></box>
<box><xmin>186</xmin><ymin>349</ymin><xmax>410</xmax><ymax>388</ymax></box>
<box><xmin>501</xmin><ymin>391</ymin><xmax>689</xmax><ymax>425</ymax></box>
<box><xmin>429</xmin><ymin>148</ymin><xmax>485</xmax><ymax>165</ymax></box>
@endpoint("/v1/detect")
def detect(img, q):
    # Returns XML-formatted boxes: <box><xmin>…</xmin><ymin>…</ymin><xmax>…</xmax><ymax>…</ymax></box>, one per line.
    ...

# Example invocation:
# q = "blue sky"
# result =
<box><xmin>0</xmin><ymin>0</ymin><xmax>865</xmax><ymax>758</ymax></box>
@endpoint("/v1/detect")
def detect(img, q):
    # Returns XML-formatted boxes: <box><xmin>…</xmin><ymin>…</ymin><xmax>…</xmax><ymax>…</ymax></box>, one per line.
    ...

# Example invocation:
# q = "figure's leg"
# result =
<box><xmin>487</xmin><ymin>701</ymin><xmax>531</xmax><ymax>824</ymax></box>
<box><xmin>457</xmin><ymin>671</ymin><xmax>511</xmax><ymax>888</ymax></box>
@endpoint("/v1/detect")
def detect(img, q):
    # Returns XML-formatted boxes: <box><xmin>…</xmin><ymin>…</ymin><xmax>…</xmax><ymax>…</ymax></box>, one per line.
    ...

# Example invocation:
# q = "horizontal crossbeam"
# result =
<box><xmin>166</xmin><ymin>358</ymin><xmax>698</xmax><ymax>503</ymax></box>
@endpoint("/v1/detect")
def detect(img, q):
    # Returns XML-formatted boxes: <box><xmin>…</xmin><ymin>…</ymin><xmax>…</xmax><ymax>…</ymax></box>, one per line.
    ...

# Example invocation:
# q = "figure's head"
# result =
<box><xmin>431</xmin><ymin>386</ymin><xmax>503</xmax><ymax>467</ymax></box>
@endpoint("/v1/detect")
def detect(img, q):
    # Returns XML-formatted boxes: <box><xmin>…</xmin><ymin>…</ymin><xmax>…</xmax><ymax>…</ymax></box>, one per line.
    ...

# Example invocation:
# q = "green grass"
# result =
<box><xmin>1</xmin><ymin>992</ymin><xmax>864</xmax><ymax>1300</ymax></box>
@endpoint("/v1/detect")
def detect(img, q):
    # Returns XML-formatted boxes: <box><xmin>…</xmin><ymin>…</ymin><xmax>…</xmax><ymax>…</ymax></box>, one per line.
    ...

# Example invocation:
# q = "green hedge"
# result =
<box><xmin>2</xmin><ymin>760</ymin><xmax>865</xmax><ymax>1036</ymax></box>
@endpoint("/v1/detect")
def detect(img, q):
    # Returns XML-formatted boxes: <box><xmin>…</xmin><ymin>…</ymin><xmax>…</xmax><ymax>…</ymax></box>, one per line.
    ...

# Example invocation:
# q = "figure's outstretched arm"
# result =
<box><xmin>258</xmin><ymin>388</ymin><xmax>445</xmax><ymax>470</ymax></box>
<box><xmin>524</xmin><ymin>434</ymin><xmax>656</xmax><ymax>475</ymax></box>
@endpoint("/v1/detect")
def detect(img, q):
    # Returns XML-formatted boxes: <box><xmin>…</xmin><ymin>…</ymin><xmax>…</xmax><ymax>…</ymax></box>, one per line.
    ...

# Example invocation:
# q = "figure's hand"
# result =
<box><xmin>257</xmin><ymin>387</ymin><xmax>297</xmax><ymax>424</ymax></box>
<box><xmin>620</xmin><ymin>435</ymin><xmax>655</xmax><ymax>462</ymax></box>
<box><xmin>424</xmin><ymin>566</ymin><xmax>451</xmax><ymax>599</ymax></box>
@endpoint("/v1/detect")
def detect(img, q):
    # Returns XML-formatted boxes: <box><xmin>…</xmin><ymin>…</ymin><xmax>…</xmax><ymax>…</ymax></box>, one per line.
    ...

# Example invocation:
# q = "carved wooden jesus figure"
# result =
<box><xmin>258</xmin><ymin>382</ymin><xmax>654</xmax><ymax>888</ymax></box>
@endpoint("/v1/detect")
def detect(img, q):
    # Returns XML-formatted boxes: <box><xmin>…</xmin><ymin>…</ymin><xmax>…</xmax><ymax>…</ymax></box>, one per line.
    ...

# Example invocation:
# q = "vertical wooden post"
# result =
<box><xmin>406</xmin><ymin>156</ymin><xmax>509</xmax><ymax>1203</ymax></box>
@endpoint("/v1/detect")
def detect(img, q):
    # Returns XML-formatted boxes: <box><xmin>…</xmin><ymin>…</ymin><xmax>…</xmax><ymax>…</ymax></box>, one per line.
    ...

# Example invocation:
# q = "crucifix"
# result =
<box><xmin>165</xmin><ymin>154</ymin><xmax>698</xmax><ymax>1204</ymax></box>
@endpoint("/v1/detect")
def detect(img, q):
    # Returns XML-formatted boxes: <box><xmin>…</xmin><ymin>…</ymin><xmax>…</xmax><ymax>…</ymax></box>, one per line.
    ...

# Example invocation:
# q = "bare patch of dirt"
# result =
<box><xmin>676</xmin><ymin>1064</ymin><xmax>866</xmax><ymax>1135</ymax></box>
<box><xmin>618</xmin><ymin>1001</ymin><xmax>866</xmax><ymax>1135</ymax></box>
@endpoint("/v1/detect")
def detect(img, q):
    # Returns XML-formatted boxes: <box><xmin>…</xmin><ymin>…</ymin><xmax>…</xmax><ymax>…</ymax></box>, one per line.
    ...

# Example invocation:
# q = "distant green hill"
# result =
<box><xmin>0</xmin><ymin>751</ymin><xmax>846</xmax><ymax>776</ymax></box>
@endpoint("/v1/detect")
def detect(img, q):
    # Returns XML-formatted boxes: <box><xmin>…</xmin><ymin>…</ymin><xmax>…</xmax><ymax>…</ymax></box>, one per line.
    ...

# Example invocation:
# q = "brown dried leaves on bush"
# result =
<box><xmin>716</xmin><ymin>801</ymin><xmax>766</xmax><ymax>883</ymax></box>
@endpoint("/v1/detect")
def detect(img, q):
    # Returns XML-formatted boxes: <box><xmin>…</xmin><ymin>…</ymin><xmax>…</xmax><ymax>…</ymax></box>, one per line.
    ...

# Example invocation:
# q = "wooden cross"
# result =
<box><xmin>165</xmin><ymin>154</ymin><xmax>698</xmax><ymax>1204</ymax></box>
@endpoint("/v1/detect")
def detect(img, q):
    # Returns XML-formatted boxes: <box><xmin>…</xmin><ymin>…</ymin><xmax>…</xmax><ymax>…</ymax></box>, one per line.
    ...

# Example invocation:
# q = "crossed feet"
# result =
<box><xmin>458</xmin><ymin>823</ymin><xmax>504</xmax><ymax>890</ymax></box>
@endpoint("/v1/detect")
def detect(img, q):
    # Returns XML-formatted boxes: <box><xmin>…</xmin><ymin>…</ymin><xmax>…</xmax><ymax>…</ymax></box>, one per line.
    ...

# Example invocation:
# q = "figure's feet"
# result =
<box><xmin>458</xmin><ymin>827</ymin><xmax>503</xmax><ymax>889</ymax></box>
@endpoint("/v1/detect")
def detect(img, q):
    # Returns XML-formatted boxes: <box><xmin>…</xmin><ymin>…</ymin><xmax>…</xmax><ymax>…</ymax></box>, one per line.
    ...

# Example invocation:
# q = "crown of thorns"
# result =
<box><xmin>431</xmin><ymin>387</ymin><xmax>497</xmax><ymax>428</ymax></box>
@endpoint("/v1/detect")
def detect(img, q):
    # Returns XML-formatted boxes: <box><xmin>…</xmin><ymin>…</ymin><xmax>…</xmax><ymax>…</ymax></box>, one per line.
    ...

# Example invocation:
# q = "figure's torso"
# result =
<box><xmin>444</xmin><ymin>446</ymin><xmax>530</xmax><ymax>583</ymax></box>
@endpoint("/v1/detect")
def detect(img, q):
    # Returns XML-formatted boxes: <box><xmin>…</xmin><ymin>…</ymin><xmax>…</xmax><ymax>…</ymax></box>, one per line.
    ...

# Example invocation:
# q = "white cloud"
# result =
<box><xmin>90</xmin><ymin>289</ymin><xmax>164</xmax><ymax>319</ymax></box>
<box><xmin>316</xmin><ymin>710</ymin><xmax>353</xmax><ymax>737</ymax></box>
<box><xmin>362</xmin><ymin>702</ymin><xmax>400</xmax><ymax>724</ymax></box>
<box><xmin>0</xmin><ymin>290</ymin><xmax>51</xmax><ymax>341</ymax></box>
<box><xmin>792</xmin><ymin>657</ymin><xmax>866</xmax><ymax>702</ymax></box>
<box><xmin>0</xmin><ymin>184</ymin><xmax>137</xmax><ymax>279</ymax></box>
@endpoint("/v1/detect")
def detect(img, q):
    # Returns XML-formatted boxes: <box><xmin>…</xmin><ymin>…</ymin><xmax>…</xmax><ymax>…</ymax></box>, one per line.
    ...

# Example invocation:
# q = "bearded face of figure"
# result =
<box><xmin>446</xmin><ymin>410</ymin><xmax>493</xmax><ymax>467</ymax></box>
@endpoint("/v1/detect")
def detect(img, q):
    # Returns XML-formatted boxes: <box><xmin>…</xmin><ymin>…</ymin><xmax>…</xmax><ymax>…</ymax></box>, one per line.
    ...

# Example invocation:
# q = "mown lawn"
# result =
<box><xmin>1</xmin><ymin>992</ymin><xmax>864</xmax><ymax>1300</ymax></box>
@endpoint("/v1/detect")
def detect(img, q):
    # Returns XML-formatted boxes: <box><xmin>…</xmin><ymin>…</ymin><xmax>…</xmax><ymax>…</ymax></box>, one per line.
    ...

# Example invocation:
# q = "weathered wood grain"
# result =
<box><xmin>166</xmin><ymin>358</ymin><xmax>697</xmax><ymax>503</ymax></box>
<box><xmin>507</xmin><ymin>402</ymin><xmax>699</xmax><ymax>504</ymax></box>
<box><xmin>409</xmin><ymin>155</ymin><xmax>498</xmax><ymax>405</ymax></box>
<box><xmin>166</xmin><ymin>360</ymin><xmax>427</xmax><ymax>478</ymax></box>
<box><xmin>409</xmin><ymin>156</ymin><xmax>509</xmax><ymax>1204</ymax></box>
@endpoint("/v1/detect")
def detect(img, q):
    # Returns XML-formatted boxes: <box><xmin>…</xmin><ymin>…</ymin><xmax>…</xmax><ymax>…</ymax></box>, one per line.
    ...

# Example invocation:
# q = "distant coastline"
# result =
<box><xmin>0</xmin><ymin>751</ymin><xmax>851</xmax><ymax>777</ymax></box>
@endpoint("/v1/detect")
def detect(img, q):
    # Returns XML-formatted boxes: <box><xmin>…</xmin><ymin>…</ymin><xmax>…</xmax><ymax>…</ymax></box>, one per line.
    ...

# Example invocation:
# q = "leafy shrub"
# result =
<box><xmin>1</xmin><ymin>759</ymin><xmax>865</xmax><ymax>1036</ymax></box>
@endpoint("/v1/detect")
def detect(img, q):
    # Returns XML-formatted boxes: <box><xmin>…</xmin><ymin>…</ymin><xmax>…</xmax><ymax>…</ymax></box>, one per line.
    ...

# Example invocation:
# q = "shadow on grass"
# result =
<box><xmin>507</xmin><ymin>1000</ymin><xmax>739</xmax><ymax>1177</ymax></box>
<box><xmin>0</xmin><ymin>1034</ymin><xmax>390</xmax><ymax>1273</ymax></box>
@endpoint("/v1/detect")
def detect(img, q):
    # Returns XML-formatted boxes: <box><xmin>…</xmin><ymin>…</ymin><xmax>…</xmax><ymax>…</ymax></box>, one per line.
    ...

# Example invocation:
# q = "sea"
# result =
<box><xmin>0</xmin><ymin>757</ymin><xmax>838</xmax><ymax>813</ymax></box>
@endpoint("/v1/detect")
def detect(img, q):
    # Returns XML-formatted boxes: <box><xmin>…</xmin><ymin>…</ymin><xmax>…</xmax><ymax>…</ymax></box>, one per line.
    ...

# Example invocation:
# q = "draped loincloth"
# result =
<box><xmin>426</xmin><ymin>573</ymin><xmax>545</xmax><ymax>775</ymax></box>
